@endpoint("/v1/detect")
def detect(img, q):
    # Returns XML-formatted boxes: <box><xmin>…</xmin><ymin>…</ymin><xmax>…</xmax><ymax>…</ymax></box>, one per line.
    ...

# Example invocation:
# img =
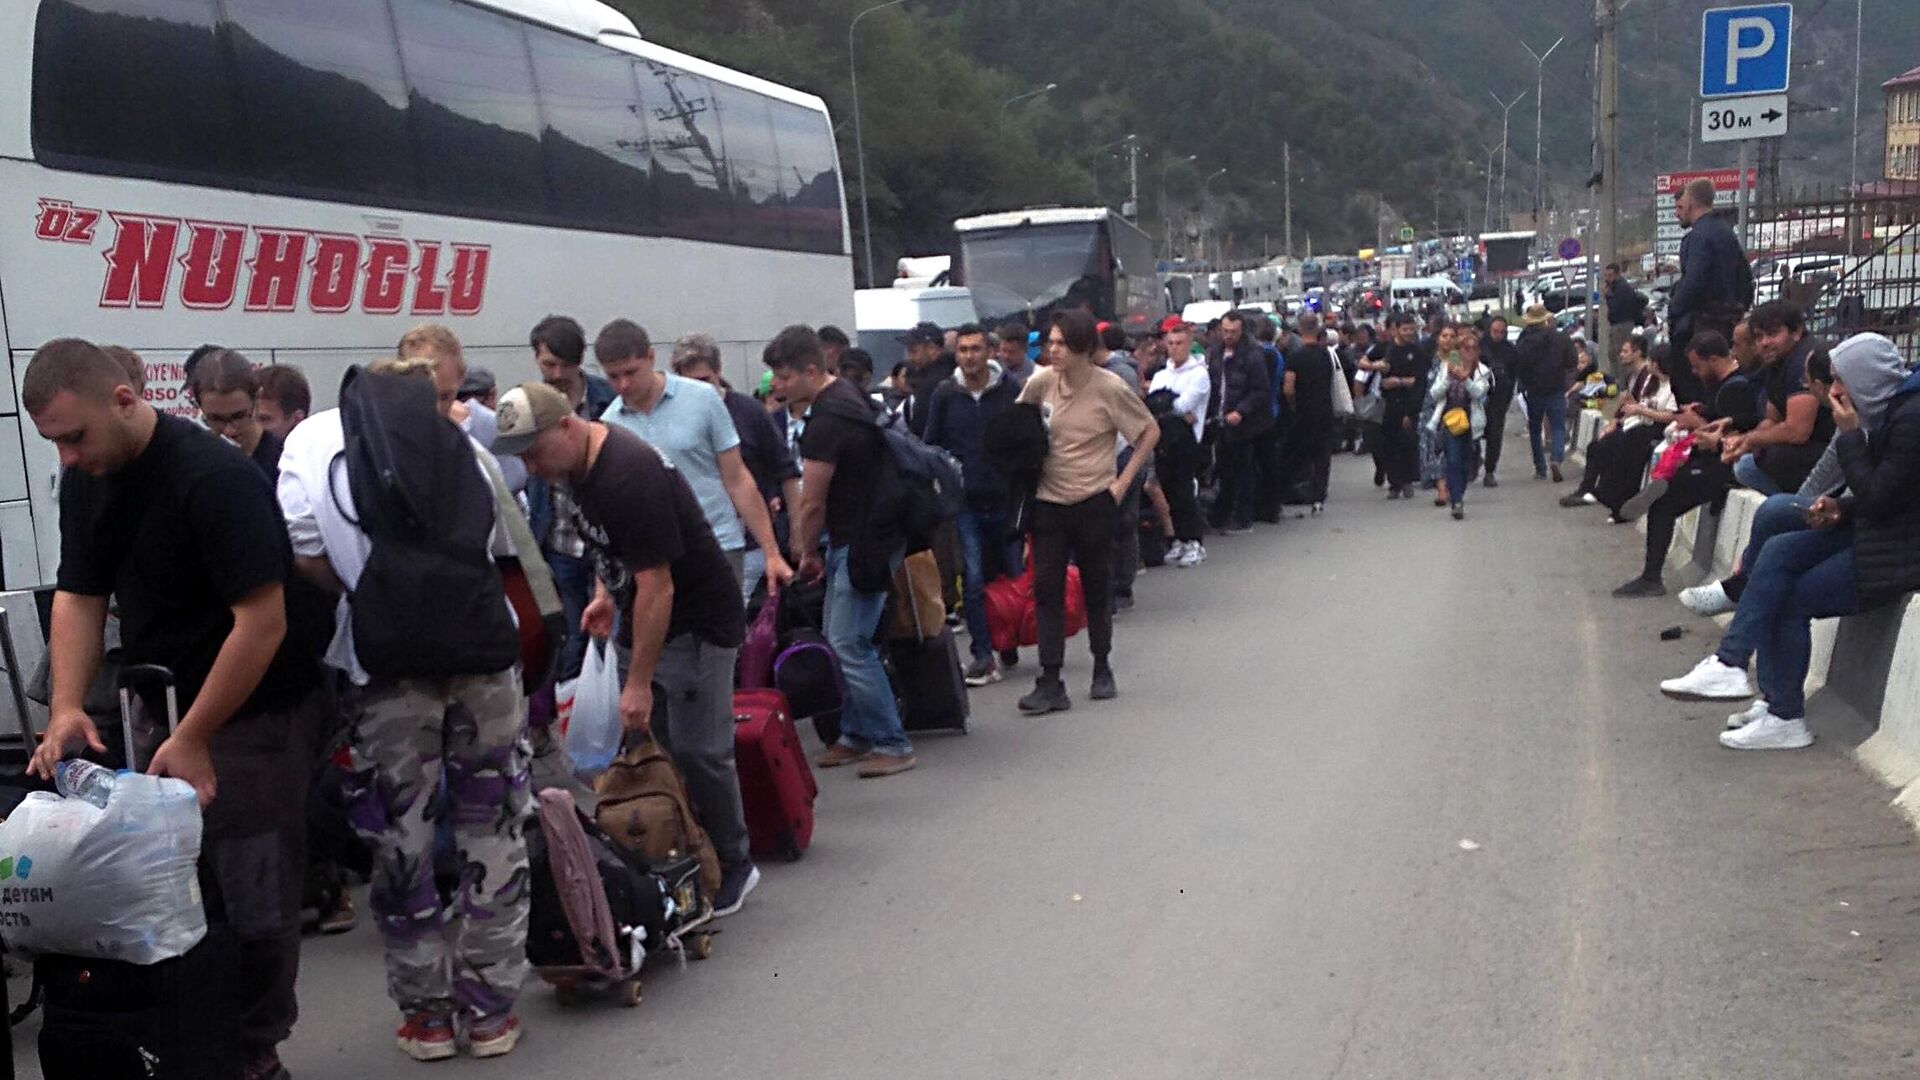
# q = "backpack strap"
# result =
<box><xmin>476</xmin><ymin>452</ymin><xmax>561</xmax><ymax>623</ymax></box>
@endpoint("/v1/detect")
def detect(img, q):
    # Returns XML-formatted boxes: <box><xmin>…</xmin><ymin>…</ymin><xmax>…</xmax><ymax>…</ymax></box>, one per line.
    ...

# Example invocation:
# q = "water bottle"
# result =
<box><xmin>53</xmin><ymin>759</ymin><xmax>116</xmax><ymax>808</ymax></box>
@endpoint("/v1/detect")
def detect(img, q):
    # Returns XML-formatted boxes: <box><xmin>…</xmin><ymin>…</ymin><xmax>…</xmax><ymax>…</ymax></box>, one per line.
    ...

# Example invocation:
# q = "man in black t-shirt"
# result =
<box><xmin>497</xmin><ymin>381</ymin><xmax>761</xmax><ymax>917</ymax></box>
<box><xmin>764</xmin><ymin>325</ymin><xmax>916</xmax><ymax>779</ymax></box>
<box><xmin>1722</xmin><ymin>300</ymin><xmax>1833</xmax><ymax>496</ymax></box>
<box><xmin>1613</xmin><ymin>330</ymin><xmax>1764</xmax><ymax>598</ymax></box>
<box><xmin>24</xmin><ymin>338</ymin><xmax>319</xmax><ymax>1080</ymax></box>
<box><xmin>1365</xmin><ymin>312</ymin><xmax>1429</xmax><ymax>498</ymax></box>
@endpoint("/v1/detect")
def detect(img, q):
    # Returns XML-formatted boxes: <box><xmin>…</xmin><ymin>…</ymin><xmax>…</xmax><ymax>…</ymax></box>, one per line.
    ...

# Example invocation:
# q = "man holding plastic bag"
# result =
<box><xmin>21</xmin><ymin>339</ymin><xmax>324</xmax><ymax>1080</ymax></box>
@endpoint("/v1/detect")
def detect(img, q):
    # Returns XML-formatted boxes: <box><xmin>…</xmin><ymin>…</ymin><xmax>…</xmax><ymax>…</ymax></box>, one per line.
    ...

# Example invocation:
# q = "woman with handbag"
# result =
<box><xmin>1427</xmin><ymin>329</ymin><xmax>1492</xmax><ymax>521</ymax></box>
<box><xmin>1418</xmin><ymin>322</ymin><xmax>1460</xmax><ymax>503</ymax></box>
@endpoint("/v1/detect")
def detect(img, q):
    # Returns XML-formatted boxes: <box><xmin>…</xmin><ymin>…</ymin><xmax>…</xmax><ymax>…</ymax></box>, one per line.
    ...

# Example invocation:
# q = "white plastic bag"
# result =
<box><xmin>0</xmin><ymin>772</ymin><xmax>205</xmax><ymax>964</ymax></box>
<box><xmin>564</xmin><ymin>638</ymin><xmax>622</xmax><ymax>778</ymax></box>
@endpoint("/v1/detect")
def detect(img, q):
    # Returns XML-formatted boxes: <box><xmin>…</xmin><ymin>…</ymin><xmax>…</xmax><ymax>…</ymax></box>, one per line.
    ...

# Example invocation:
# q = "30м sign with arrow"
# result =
<box><xmin>1701</xmin><ymin>93</ymin><xmax>1788</xmax><ymax>142</ymax></box>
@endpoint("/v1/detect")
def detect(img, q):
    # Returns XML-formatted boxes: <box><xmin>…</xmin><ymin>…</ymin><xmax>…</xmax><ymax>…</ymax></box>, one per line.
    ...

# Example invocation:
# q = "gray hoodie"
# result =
<box><xmin>1796</xmin><ymin>333</ymin><xmax>1910</xmax><ymax>497</ymax></box>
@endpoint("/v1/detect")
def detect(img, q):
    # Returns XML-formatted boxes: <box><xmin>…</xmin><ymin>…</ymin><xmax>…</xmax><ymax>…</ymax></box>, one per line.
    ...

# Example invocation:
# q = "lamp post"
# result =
<box><xmin>1520</xmin><ymin>35</ymin><xmax>1565</xmax><ymax>228</ymax></box>
<box><xmin>1488</xmin><ymin>88</ymin><xmax>1528</xmax><ymax>230</ymax></box>
<box><xmin>1000</xmin><ymin>82</ymin><xmax>1058</xmax><ymax>117</ymax></box>
<box><xmin>1159</xmin><ymin>153</ymin><xmax>1197</xmax><ymax>260</ymax></box>
<box><xmin>1202</xmin><ymin>168</ymin><xmax>1227</xmax><ymax>260</ymax></box>
<box><xmin>1482</xmin><ymin>143</ymin><xmax>1501</xmax><ymax>232</ymax></box>
<box><xmin>849</xmin><ymin>0</ymin><xmax>905</xmax><ymax>288</ymax></box>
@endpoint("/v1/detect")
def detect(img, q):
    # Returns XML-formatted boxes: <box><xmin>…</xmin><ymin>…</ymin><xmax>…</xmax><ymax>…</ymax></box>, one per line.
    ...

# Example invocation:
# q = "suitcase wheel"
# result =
<box><xmin>618</xmin><ymin>979</ymin><xmax>644</xmax><ymax>1008</ymax></box>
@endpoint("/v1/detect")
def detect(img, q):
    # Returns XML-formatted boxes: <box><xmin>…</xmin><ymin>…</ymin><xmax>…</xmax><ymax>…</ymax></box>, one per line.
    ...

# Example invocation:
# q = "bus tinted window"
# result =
<box><xmin>635</xmin><ymin>61</ymin><xmax>734</xmax><ymax>245</ymax></box>
<box><xmin>769</xmin><ymin>101</ymin><xmax>844</xmax><ymax>255</ymax></box>
<box><xmin>225</xmin><ymin>0</ymin><xmax>416</xmax><ymax>202</ymax></box>
<box><xmin>33</xmin><ymin>0</ymin><xmax>242</xmax><ymax>179</ymax></box>
<box><xmin>392</xmin><ymin>0</ymin><xmax>546</xmax><ymax>216</ymax></box>
<box><xmin>527</xmin><ymin>29</ymin><xmax>657</xmax><ymax>233</ymax></box>
<box><xmin>709</xmin><ymin>82</ymin><xmax>783</xmax><ymax>244</ymax></box>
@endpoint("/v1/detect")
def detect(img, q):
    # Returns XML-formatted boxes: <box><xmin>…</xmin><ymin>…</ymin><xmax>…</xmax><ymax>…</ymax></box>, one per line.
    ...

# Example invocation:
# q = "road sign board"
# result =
<box><xmin>1700</xmin><ymin>92</ymin><xmax>1788</xmax><ymax>142</ymax></box>
<box><xmin>1398</xmin><ymin>226</ymin><xmax>1415</xmax><ymax>242</ymax></box>
<box><xmin>1652</xmin><ymin>169</ymin><xmax>1757</xmax><ymax>259</ymax></box>
<box><xmin>1558</xmin><ymin>237</ymin><xmax>1582</xmax><ymax>260</ymax></box>
<box><xmin>1701</xmin><ymin>3</ymin><xmax>1792</xmax><ymax>99</ymax></box>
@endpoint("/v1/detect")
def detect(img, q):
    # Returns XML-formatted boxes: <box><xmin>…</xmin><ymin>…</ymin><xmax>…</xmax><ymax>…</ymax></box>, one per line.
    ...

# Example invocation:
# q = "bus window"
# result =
<box><xmin>709</xmin><ymin>81</ymin><xmax>784</xmax><ymax>247</ymax></box>
<box><xmin>33</xmin><ymin>0</ymin><xmax>242</xmax><ymax>180</ymax></box>
<box><xmin>635</xmin><ymin>61</ymin><xmax>735</xmax><ymax>246</ymax></box>
<box><xmin>391</xmin><ymin>0</ymin><xmax>546</xmax><ymax>217</ymax></box>
<box><xmin>527</xmin><ymin>27</ymin><xmax>657</xmax><ymax>233</ymax></box>
<box><xmin>225</xmin><ymin>0</ymin><xmax>415</xmax><ymax>202</ymax></box>
<box><xmin>769</xmin><ymin>101</ymin><xmax>844</xmax><ymax>255</ymax></box>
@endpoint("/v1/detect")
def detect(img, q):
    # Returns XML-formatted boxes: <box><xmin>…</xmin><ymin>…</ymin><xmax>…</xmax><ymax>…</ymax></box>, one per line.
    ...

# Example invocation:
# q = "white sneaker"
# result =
<box><xmin>1719</xmin><ymin>713</ymin><xmax>1813</xmax><ymax>750</ymax></box>
<box><xmin>1176</xmin><ymin>543</ymin><xmax>1204</xmax><ymax>568</ymax></box>
<box><xmin>1190</xmin><ymin>543</ymin><xmax>1208</xmax><ymax>565</ymax></box>
<box><xmin>1726</xmin><ymin>699</ymin><xmax>1771</xmax><ymax>730</ymax></box>
<box><xmin>1581</xmin><ymin>492</ymin><xmax>1598</xmax><ymax>505</ymax></box>
<box><xmin>1680</xmin><ymin>580</ymin><xmax>1737</xmax><ymax>618</ymax></box>
<box><xmin>1659</xmin><ymin>655</ymin><xmax>1755</xmax><ymax>701</ymax></box>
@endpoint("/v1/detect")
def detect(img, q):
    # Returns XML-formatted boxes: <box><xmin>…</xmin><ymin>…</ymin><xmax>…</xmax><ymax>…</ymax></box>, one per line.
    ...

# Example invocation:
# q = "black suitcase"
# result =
<box><xmin>34</xmin><ymin>664</ymin><xmax>243</xmax><ymax>1080</ymax></box>
<box><xmin>888</xmin><ymin>629</ymin><xmax>969</xmax><ymax>735</ymax></box>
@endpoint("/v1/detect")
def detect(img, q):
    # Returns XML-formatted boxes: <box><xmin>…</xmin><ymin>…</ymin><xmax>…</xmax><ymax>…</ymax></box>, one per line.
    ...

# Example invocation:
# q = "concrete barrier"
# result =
<box><xmin>1564</xmin><ymin>433</ymin><xmax>1920</xmax><ymax>826</ymax></box>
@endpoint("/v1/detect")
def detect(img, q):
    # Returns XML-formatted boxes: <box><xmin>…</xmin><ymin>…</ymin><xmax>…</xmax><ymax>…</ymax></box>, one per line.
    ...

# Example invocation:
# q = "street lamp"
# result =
<box><xmin>1201</xmin><ymin>168</ymin><xmax>1227</xmax><ymax>262</ymax></box>
<box><xmin>849</xmin><ymin>0</ymin><xmax>905</xmax><ymax>289</ymax></box>
<box><xmin>1159</xmin><ymin>153</ymin><xmax>1197</xmax><ymax>260</ymax></box>
<box><xmin>1481</xmin><ymin>143</ymin><xmax>1501</xmax><ymax>233</ymax></box>
<box><xmin>1520</xmin><ymin>35</ymin><xmax>1565</xmax><ymax>228</ymax></box>
<box><xmin>1000</xmin><ymin>82</ymin><xmax>1058</xmax><ymax>117</ymax></box>
<box><xmin>1488</xmin><ymin>88</ymin><xmax>1528</xmax><ymax>230</ymax></box>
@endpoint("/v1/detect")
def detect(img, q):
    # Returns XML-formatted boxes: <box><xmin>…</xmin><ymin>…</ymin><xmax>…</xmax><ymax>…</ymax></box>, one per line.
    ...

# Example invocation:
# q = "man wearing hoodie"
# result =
<box><xmin>924</xmin><ymin>324</ymin><xmax>1023</xmax><ymax>685</ymax></box>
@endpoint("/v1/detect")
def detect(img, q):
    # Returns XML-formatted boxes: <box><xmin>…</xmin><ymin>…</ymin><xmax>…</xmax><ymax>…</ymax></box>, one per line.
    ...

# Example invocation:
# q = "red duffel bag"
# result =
<box><xmin>984</xmin><ymin>562</ymin><xmax>1086</xmax><ymax>653</ymax></box>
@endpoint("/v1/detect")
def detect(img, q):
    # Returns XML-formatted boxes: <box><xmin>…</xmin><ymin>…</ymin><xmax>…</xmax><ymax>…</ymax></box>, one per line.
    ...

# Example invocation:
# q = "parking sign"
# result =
<box><xmin>1700</xmin><ymin>4</ymin><xmax>1792</xmax><ymax>99</ymax></box>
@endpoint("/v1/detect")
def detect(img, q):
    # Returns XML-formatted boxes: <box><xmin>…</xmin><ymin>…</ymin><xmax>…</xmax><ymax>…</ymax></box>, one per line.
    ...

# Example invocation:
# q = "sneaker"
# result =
<box><xmin>963</xmin><ymin>656</ymin><xmax>1003</xmax><ymax>687</ymax></box>
<box><xmin>1089</xmin><ymin>665</ymin><xmax>1117</xmax><ymax>701</ymax></box>
<box><xmin>244</xmin><ymin>1050</ymin><xmax>292</xmax><ymax>1080</ymax></box>
<box><xmin>1618</xmin><ymin>478</ymin><xmax>1668</xmax><ymax>522</ymax></box>
<box><xmin>1551</xmin><ymin>464</ymin><xmax>1564</xmax><ymax>483</ymax></box>
<box><xmin>1386</xmin><ymin>487</ymin><xmax>1402</xmax><ymax>500</ymax></box>
<box><xmin>1680</xmin><ymin>580</ymin><xmax>1737</xmax><ymax>617</ymax></box>
<box><xmin>1112</xmin><ymin>593</ymin><xmax>1136</xmax><ymax>613</ymax></box>
<box><xmin>317</xmin><ymin>888</ymin><xmax>357</xmax><ymax>936</ymax></box>
<box><xmin>1611</xmin><ymin>575</ymin><xmax>1667</xmax><ymax>598</ymax></box>
<box><xmin>1535</xmin><ymin>468</ymin><xmax>1548</xmax><ymax>480</ymax></box>
<box><xmin>1176</xmin><ymin>544</ymin><xmax>1205</xmax><ymax>568</ymax></box>
<box><xmin>1484</xmin><ymin>474</ymin><xmax>1500</xmax><ymax>488</ymax></box>
<box><xmin>1559</xmin><ymin>491</ymin><xmax>1591</xmax><ymax>508</ymax></box>
<box><xmin>1719</xmin><ymin>713</ymin><xmax>1814</xmax><ymax>750</ymax></box>
<box><xmin>944</xmin><ymin>611</ymin><xmax>963</xmax><ymax>632</ymax></box>
<box><xmin>1220</xmin><ymin>524</ymin><xmax>1254</xmax><ymax>536</ymax></box>
<box><xmin>1606</xmin><ymin>513</ymin><xmax>1632</xmax><ymax>525</ymax></box>
<box><xmin>814</xmin><ymin>743</ymin><xmax>869</xmax><ymax>769</ymax></box>
<box><xmin>1374</xmin><ymin>469</ymin><xmax>1386</xmax><ymax>487</ymax></box>
<box><xmin>856</xmin><ymin>753</ymin><xmax>917</xmax><ymax>779</ymax></box>
<box><xmin>712</xmin><ymin>862</ymin><xmax>761</xmax><ymax>917</ymax></box>
<box><xmin>1450</xmin><ymin>503</ymin><xmax>1464</xmax><ymax>520</ymax></box>
<box><xmin>1727</xmin><ymin>699</ymin><xmax>1771</xmax><ymax>730</ymax></box>
<box><xmin>1310</xmin><ymin>502</ymin><xmax>1325</xmax><ymax>515</ymax></box>
<box><xmin>396</xmin><ymin>1011</ymin><xmax>457</xmax><ymax>1062</ymax></box>
<box><xmin>1017</xmin><ymin>678</ymin><xmax>1072</xmax><ymax>715</ymax></box>
<box><xmin>999</xmin><ymin>648</ymin><xmax>1020</xmax><ymax>669</ymax></box>
<box><xmin>466</xmin><ymin>1012</ymin><xmax>521</xmax><ymax>1059</ymax></box>
<box><xmin>1660</xmin><ymin>655</ymin><xmax>1755</xmax><ymax>701</ymax></box>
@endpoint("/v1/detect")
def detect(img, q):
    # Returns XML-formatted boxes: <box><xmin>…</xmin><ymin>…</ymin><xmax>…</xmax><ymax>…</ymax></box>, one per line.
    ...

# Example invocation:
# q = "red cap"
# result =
<box><xmin>1096</xmin><ymin>321</ymin><xmax>1112</xmax><ymax>334</ymax></box>
<box><xmin>1158</xmin><ymin>315</ymin><xmax>1185</xmax><ymax>333</ymax></box>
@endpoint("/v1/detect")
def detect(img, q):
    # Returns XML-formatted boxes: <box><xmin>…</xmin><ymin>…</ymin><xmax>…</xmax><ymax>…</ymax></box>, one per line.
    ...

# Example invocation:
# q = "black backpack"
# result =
<box><xmin>876</xmin><ymin>409</ymin><xmax>965</xmax><ymax>544</ymax></box>
<box><xmin>335</xmin><ymin>366</ymin><xmax>519</xmax><ymax>679</ymax></box>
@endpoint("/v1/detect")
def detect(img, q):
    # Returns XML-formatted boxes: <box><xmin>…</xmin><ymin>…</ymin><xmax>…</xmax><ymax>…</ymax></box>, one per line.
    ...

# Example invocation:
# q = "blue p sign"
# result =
<box><xmin>1701</xmin><ymin>4</ymin><xmax>1792</xmax><ymax>99</ymax></box>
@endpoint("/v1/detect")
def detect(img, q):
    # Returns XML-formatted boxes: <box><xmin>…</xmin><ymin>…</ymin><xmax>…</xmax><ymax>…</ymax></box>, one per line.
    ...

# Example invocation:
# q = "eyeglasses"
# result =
<box><xmin>202</xmin><ymin>408</ymin><xmax>253</xmax><ymax>428</ymax></box>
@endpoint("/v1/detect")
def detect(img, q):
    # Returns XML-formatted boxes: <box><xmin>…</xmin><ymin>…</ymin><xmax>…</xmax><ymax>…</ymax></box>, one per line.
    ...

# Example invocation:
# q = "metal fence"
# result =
<box><xmin>1746</xmin><ymin>182</ymin><xmax>1920</xmax><ymax>361</ymax></box>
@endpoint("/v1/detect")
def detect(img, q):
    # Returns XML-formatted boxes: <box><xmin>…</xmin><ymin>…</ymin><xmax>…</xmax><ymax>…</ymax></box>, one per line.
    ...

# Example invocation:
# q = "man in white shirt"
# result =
<box><xmin>1146</xmin><ymin>319</ymin><xmax>1211</xmax><ymax>566</ymax></box>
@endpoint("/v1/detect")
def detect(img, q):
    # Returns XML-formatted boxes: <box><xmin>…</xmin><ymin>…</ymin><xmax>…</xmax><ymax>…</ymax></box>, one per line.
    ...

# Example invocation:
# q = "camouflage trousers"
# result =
<box><xmin>343</xmin><ymin>668</ymin><xmax>532</xmax><ymax>1020</ymax></box>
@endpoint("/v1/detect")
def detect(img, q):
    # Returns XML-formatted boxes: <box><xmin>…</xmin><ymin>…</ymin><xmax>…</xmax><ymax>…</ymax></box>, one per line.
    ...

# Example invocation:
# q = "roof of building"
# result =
<box><xmin>1884</xmin><ymin>65</ymin><xmax>1920</xmax><ymax>90</ymax></box>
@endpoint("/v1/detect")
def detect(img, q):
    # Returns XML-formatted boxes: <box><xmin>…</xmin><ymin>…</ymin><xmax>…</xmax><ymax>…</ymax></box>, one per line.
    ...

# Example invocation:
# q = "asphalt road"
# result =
<box><xmin>15</xmin><ymin>449</ymin><xmax>1920</xmax><ymax>1078</ymax></box>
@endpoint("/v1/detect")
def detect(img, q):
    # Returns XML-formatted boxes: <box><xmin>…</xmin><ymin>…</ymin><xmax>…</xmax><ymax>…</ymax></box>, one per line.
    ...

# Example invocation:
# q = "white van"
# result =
<box><xmin>853</xmin><ymin>285</ymin><xmax>977</xmax><ymax>371</ymax></box>
<box><xmin>1388</xmin><ymin>276</ymin><xmax>1465</xmax><ymax>313</ymax></box>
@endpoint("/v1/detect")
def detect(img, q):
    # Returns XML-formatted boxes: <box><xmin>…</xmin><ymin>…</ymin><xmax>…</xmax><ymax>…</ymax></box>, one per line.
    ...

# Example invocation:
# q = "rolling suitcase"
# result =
<box><xmin>887</xmin><ymin>628</ymin><xmax>969</xmax><ymax>734</ymax></box>
<box><xmin>35</xmin><ymin>664</ymin><xmax>243</xmax><ymax>1080</ymax></box>
<box><xmin>732</xmin><ymin>689</ymin><xmax>817</xmax><ymax>861</ymax></box>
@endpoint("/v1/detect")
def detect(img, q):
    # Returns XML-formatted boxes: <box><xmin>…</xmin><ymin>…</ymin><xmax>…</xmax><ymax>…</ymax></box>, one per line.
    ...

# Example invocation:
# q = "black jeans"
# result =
<box><xmin>1111</xmin><ymin>476</ymin><xmax>1142</xmax><ymax>601</ymax></box>
<box><xmin>1482</xmin><ymin>388</ymin><xmax>1514</xmax><ymax>477</ymax></box>
<box><xmin>1585</xmin><ymin>424</ymin><xmax>1665</xmax><ymax>509</ymax></box>
<box><xmin>1253</xmin><ymin>427</ymin><xmax>1287</xmax><ymax>522</ymax></box>
<box><xmin>1383</xmin><ymin>411</ymin><xmax>1421</xmax><ymax>490</ymax></box>
<box><xmin>1032</xmin><ymin>492</ymin><xmax>1117</xmax><ymax>674</ymax></box>
<box><xmin>1159</xmin><ymin>452</ymin><xmax>1205</xmax><ymax>542</ymax></box>
<box><xmin>1643</xmin><ymin>462</ymin><xmax>1730</xmax><ymax>580</ymax></box>
<box><xmin>1290</xmin><ymin>425</ymin><xmax>1334</xmax><ymax>504</ymax></box>
<box><xmin>1210</xmin><ymin>437</ymin><xmax>1258</xmax><ymax>529</ymax></box>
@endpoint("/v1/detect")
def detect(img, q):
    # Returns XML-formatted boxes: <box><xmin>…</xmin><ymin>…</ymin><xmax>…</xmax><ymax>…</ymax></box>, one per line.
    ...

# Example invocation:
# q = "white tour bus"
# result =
<box><xmin>0</xmin><ymin>0</ymin><xmax>855</xmax><ymax>593</ymax></box>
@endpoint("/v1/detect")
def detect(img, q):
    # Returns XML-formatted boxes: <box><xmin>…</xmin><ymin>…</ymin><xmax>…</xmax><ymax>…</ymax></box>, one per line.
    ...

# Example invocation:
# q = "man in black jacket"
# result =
<box><xmin>900</xmin><ymin>321</ymin><xmax>955</xmax><ymax>437</ymax></box>
<box><xmin>1479</xmin><ymin>316</ymin><xmax>1520</xmax><ymax>486</ymax></box>
<box><xmin>1667</xmin><ymin>178</ymin><xmax>1750</xmax><ymax>403</ymax></box>
<box><xmin>1206</xmin><ymin>310</ymin><xmax>1274</xmax><ymax>533</ymax></box>
<box><xmin>924</xmin><ymin>324</ymin><xmax>1023</xmax><ymax>684</ymax></box>
<box><xmin>1514</xmin><ymin>304</ymin><xmax>1579</xmax><ymax>482</ymax></box>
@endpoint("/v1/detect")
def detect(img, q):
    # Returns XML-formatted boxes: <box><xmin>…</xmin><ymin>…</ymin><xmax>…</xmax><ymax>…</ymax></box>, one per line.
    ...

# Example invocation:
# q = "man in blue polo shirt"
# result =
<box><xmin>594</xmin><ymin>319</ymin><xmax>793</xmax><ymax>597</ymax></box>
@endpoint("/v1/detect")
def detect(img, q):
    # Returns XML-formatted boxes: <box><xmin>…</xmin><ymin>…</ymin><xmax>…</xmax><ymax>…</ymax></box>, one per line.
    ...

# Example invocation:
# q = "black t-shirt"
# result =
<box><xmin>249</xmin><ymin>429</ymin><xmax>285</xmax><ymax>477</ymax></box>
<box><xmin>1706</xmin><ymin>371</ymin><xmax>1764</xmax><ymax>431</ymax></box>
<box><xmin>56</xmin><ymin>414</ymin><xmax>314</xmax><ymax>717</ymax></box>
<box><xmin>571</xmin><ymin>426</ymin><xmax>745</xmax><ymax>650</ymax></box>
<box><xmin>1373</xmin><ymin>341</ymin><xmax>1430</xmax><ymax>417</ymax></box>
<box><xmin>1287</xmin><ymin>344</ymin><xmax>1337</xmax><ymax>432</ymax></box>
<box><xmin>798</xmin><ymin>377</ymin><xmax>882</xmax><ymax>545</ymax></box>
<box><xmin>1762</xmin><ymin>336</ymin><xmax>1837</xmax><ymax>444</ymax></box>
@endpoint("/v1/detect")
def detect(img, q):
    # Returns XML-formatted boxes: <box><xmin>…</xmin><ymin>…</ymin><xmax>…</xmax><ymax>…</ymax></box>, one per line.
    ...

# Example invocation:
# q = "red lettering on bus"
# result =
<box><xmin>362</xmin><ymin>237</ymin><xmax>410</xmax><ymax>315</ymax></box>
<box><xmin>410</xmin><ymin>241</ymin><xmax>448</xmax><ymax>315</ymax></box>
<box><xmin>35</xmin><ymin>200</ymin><xmax>71</xmax><ymax>242</ymax></box>
<box><xmin>448</xmin><ymin>244</ymin><xmax>490</xmax><ymax>316</ymax></box>
<box><xmin>307</xmin><ymin>233</ymin><xmax>360</xmax><ymax>313</ymax></box>
<box><xmin>100</xmin><ymin>213</ymin><xmax>181</xmax><ymax>309</ymax></box>
<box><xmin>246</xmin><ymin>228</ymin><xmax>309</xmax><ymax>313</ymax></box>
<box><xmin>178</xmin><ymin>220</ymin><xmax>247</xmax><ymax>310</ymax></box>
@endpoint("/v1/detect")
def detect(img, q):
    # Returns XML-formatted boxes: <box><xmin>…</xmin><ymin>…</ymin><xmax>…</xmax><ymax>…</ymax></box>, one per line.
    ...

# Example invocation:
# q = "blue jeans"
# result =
<box><xmin>1525</xmin><ymin>393</ymin><xmax>1567</xmax><ymax>474</ymax></box>
<box><xmin>954</xmin><ymin>506</ymin><xmax>1020</xmax><ymax>662</ymax></box>
<box><xmin>1725</xmin><ymin>493</ymin><xmax>1813</xmax><ymax>600</ymax></box>
<box><xmin>1443</xmin><ymin>432</ymin><xmax>1473</xmax><ymax>506</ymax></box>
<box><xmin>740</xmin><ymin>548</ymin><xmax>766</xmax><ymax>606</ymax></box>
<box><xmin>547</xmin><ymin>550</ymin><xmax>595</xmax><ymax>682</ymax></box>
<box><xmin>1733</xmin><ymin>452</ymin><xmax>1784</xmax><ymax>495</ymax></box>
<box><xmin>824</xmin><ymin>545</ymin><xmax>910</xmax><ymax>756</ymax></box>
<box><xmin>1715</xmin><ymin>527</ymin><xmax>1859</xmax><ymax>720</ymax></box>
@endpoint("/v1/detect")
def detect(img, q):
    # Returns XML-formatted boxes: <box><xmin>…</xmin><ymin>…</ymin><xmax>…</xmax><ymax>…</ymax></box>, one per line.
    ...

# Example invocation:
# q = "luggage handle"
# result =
<box><xmin>116</xmin><ymin>663</ymin><xmax>179</xmax><ymax>770</ymax></box>
<box><xmin>0</xmin><ymin>605</ymin><xmax>37</xmax><ymax>743</ymax></box>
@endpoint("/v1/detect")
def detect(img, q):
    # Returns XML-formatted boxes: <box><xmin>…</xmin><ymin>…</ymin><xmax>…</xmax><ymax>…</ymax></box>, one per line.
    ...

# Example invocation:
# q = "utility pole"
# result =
<box><xmin>1849</xmin><ymin>0</ymin><xmax>1863</xmax><ymax>253</ymax></box>
<box><xmin>1490</xmin><ymin>89</ymin><xmax>1528</xmax><ymax>229</ymax></box>
<box><xmin>1521</xmin><ymin>36</ymin><xmax>1566</xmax><ymax>229</ymax></box>
<box><xmin>1126</xmin><ymin>135</ymin><xmax>1140</xmax><ymax>222</ymax></box>
<box><xmin>1483</xmin><ymin>144</ymin><xmax>1500</xmax><ymax>232</ymax></box>
<box><xmin>848</xmin><ymin>0</ymin><xmax>905</xmax><ymax>289</ymax></box>
<box><xmin>1597</xmin><ymin>0</ymin><xmax>1619</xmax><ymax>374</ymax></box>
<box><xmin>1283</xmin><ymin>141</ymin><xmax>1293</xmax><ymax>260</ymax></box>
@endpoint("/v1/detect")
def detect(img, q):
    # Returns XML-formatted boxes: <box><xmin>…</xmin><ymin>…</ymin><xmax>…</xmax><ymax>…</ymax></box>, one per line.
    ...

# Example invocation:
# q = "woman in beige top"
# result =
<box><xmin>1013</xmin><ymin>309</ymin><xmax>1158</xmax><ymax>714</ymax></box>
